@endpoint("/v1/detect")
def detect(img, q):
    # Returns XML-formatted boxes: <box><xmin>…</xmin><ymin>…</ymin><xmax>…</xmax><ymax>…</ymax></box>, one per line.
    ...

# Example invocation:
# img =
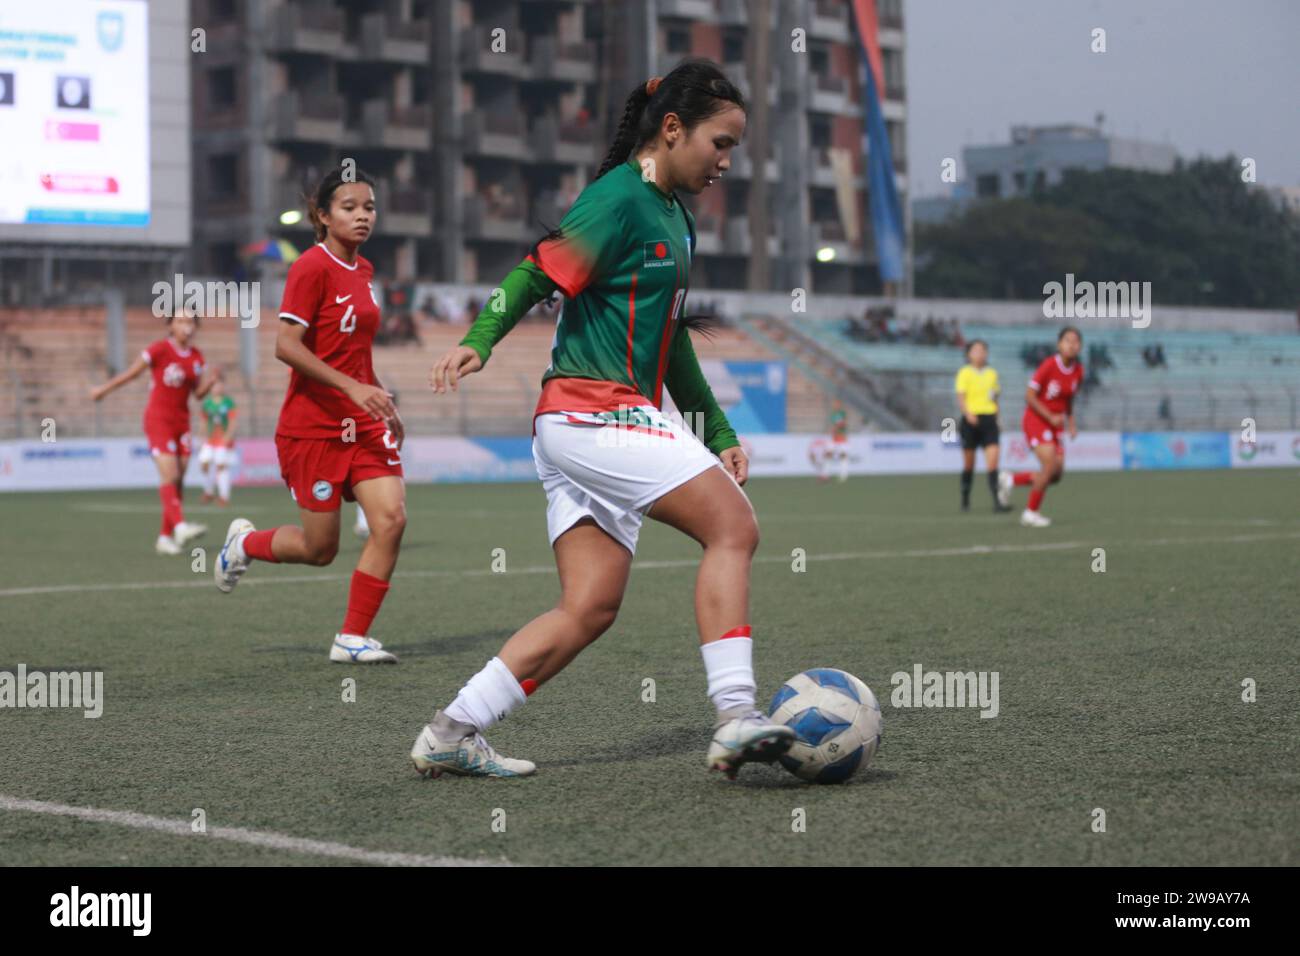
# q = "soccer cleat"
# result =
<box><xmin>353</xmin><ymin>521</ymin><xmax>370</xmax><ymax>540</ymax></box>
<box><xmin>993</xmin><ymin>503</ymin><xmax>1013</xmax><ymax>514</ymax></box>
<box><xmin>410</xmin><ymin>711</ymin><xmax>536</xmax><ymax>778</ymax></box>
<box><xmin>155</xmin><ymin>534</ymin><xmax>182</xmax><ymax>556</ymax></box>
<box><xmin>996</xmin><ymin>471</ymin><xmax>1013</xmax><ymax>508</ymax></box>
<box><xmin>1020</xmin><ymin>509</ymin><xmax>1052</xmax><ymax>527</ymax></box>
<box><xmin>173</xmin><ymin>520</ymin><xmax>207</xmax><ymax>546</ymax></box>
<box><xmin>330</xmin><ymin>633</ymin><xmax>398</xmax><ymax>664</ymax></box>
<box><xmin>707</xmin><ymin>707</ymin><xmax>797</xmax><ymax>780</ymax></box>
<box><xmin>215</xmin><ymin>517</ymin><xmax>255</xmax><ymax>593</ymax></box>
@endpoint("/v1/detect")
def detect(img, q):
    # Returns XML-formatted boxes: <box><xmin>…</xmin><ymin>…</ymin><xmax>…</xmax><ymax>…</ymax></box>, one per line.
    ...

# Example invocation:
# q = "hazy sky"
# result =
<box><xmin>904</xmin><ymin>0</ymin><xmax>1300</xmax><ymax>196</ymax></box>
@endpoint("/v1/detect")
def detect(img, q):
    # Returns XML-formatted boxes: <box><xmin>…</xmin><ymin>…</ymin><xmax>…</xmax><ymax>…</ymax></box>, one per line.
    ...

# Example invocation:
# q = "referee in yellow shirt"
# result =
<box><xmin>954</xmin><ymin>339</ymin><xmax>1010</xmax><ymax>513</ymax></box>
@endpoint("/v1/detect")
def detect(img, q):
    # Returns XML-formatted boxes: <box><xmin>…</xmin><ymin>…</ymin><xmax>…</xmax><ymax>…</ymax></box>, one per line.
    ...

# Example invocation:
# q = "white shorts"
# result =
<box><xmin>532</xmin><ymin>407</ymin><xmax>724</xmax><ymax>555</ymax></box>
<box><xmin>198</xmin><ymin>443</ymin><xmax>232</xmax><ymax>467</ymax></box>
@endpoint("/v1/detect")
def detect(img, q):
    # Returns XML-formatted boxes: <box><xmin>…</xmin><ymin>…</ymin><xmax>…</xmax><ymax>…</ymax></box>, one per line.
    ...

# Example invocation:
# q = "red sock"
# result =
<box><xmin>719</xmin><ymin>625</ymin><xmax>752</xmax><ymax>640</ymax></box>
<box><xmin>1013</xmin><ymin>472</ymin><xmax>1035</xmax><ymax>486</ymax></box>
<box><xmin>341</xmin><ymin>570</ymin><xmax>390</xmax><ymax>637</ymax></box>
<box><xmin>159</xmin><ymin>485</ymin><xmax>182</xmax><ymax>536</ymax></box>
<box><xmin>243</xmin><ymin>528</ymin><xmax>280</xmax><ymax>563</ymax></box>
<box><xmin>1027</xmin><ymin>488</ymin><xmax>1045</xmax><ymax>511</ymax></box>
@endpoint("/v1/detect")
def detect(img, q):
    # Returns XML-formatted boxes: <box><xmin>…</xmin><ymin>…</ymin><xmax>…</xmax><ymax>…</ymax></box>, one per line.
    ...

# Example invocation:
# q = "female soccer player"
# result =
<box><xmin>410</xmin><ymin>60</ymin><xmax>795</xmax><ymax>780</ymax></box>
<box><xmin>954</xmin><ymin>339</ymin><xmax>1009</xmax><ymax>512</ymax></box>
<box><xmin>824</xmin><ymin>399</ymin><xmax>850</xmax><ymax>483</ymax></box>
<box><xmin>90</xmin><ymin>308</ymin><xmax>212</xmax><ymax>554</ymax></box>
<box><xmin>998</xmin><ymin>327</ymin><xmax>1084</xmax><ymax>527</ymax></box>
<box><xmin>198</xmin><ymin>373</ymin><xmax>238</xmax><ymax>506</ymax></box>
<box><xmin>214</xmin><ymin>167</ymin><xmax>408</xmax><ymax>665</ymax></box>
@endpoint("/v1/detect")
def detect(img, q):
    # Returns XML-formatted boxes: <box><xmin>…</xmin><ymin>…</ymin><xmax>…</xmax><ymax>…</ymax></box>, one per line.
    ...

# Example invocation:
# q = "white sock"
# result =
<box><xmin>701</xmin><ymin>633</ymin><xmax>756</xmax><ymax>714</ymax></box>
<box><xmin>216</xmin><ymin>467</ymin><xmax>231</xmax><ymax>501</ymax></box>
<box><xmin>443</xmin><ymin>656</ymin><xmax>527</xmax><ymax>731</ymax></box>
<box><xmin>355</xmin><ymin>505</ymin><xmax>369</xmax><ymax>530</ymax></box>
<box><xmin>203</xmin><ymin>467</ymin><xmax>216</xmax><ymax>496</ymax></box>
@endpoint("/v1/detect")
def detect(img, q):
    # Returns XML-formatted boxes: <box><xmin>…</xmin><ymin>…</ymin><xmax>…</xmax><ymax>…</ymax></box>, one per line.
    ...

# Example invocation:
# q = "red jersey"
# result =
<box><xmin>1026</xmin><ymin>353</ymin><xmax>1083</xmax><ymax>422</ymax></box>
<box><xmin>276</xmin><ymin>243</ymin><xmax>385</xmax><ymax>440</ymax></box>
<box><xmin>141</xmin><ymin>338</ymin><xmax>205</xmax><ymax>426</ymax></box>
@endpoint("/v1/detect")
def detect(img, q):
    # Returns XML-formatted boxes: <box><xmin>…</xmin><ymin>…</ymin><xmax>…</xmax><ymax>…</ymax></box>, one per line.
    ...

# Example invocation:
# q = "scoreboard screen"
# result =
<box><xmin>0</xmin><ymin>0</ymin><xmax>150</xmax><ymax>227</ymax></box>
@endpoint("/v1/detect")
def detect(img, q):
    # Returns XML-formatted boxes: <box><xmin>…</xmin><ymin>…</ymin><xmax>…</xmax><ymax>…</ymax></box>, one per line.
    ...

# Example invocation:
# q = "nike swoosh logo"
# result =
<box><xmin>335</xmin><ymin>294</ymin><xmax>352</xmax><ymax>304</ymax></box>
<box><xmin>387</xmin><ymin>458</ymin><xmax>401</xmax><ymax>466</ymax></box>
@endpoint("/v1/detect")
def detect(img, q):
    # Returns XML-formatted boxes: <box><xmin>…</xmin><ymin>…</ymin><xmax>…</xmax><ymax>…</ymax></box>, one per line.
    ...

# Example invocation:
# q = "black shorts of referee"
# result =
<box><xmin>959</xmin><ymin>414</ymin><xmax>1000</xmax><ymax>450</ymax></box>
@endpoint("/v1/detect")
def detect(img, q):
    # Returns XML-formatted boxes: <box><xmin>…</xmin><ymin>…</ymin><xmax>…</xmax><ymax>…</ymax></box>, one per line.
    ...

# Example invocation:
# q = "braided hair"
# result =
<box><xmin>534</xmin><ymin>60</ymin><xmax>744</xmax><ymax>337</ymax></box>
<box><xmin>596</xmin><ymin>58</ymin><xmax>746</xmax><ymax>179</ymax></box>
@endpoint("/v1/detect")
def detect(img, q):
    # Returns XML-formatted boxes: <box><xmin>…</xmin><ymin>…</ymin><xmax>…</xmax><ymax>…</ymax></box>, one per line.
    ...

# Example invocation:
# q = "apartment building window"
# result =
<box><xmin>975</xmin><ymin>173</ymin><xmax>1000</xmax><ymax>198</ymax></box>
<box><xmin>666</xmin><ymin>26</ymin><xmax>690</xmax><ymax>53</ymax></box>
<box><xmin>810</xmin><ymin>116</ymin><xmax>831</xmax><ymax>150</ymax></box>
<box><xmin>207</xmin><ymin>67</ymin><xmax>236</xmax><ymax>111</ymax></box>
<box><xmin>811</xmin><ymin>189</ymin><xmax>838</xmax><ymax>221</ymax></box>
<box><xmin>722</xmin><ymin>31</ymin><xmax>745</xmax><ymax>64</ymax></box>
<box><xmin>882</xmin><ymin>48</ymin><xmax>903</xmax><ymax>91</ymax></box>
<box><xmin>209</xmin><ymin>0</ymin><xmax>238</xmax><ymax>23</ymax></box>
<box><xmin>725</xmin><ymin>179</ymin><xmax>747</xmax><ymax>216</ymax></box>
<box><xmin>208</xmin><ymin>154</ymin><xmax>238</xmax><ymax>200</ymax></box>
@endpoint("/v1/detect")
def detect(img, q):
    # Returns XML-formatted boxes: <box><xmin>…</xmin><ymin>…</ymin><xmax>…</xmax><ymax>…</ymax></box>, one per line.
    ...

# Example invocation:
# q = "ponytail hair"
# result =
<box><xmin>305</xmin><ymin>166</ymin><xmax>376</xmax><ymax>243</ymax></box>
<box><xmin>529</xmin><ymin>59</ymin><xmax>744</xmax><ymax>333</ymax></box>
<box><xmin>596</xmin><ymin>58</ymin><xmax>746</xmax><ymax>179</ymax></box>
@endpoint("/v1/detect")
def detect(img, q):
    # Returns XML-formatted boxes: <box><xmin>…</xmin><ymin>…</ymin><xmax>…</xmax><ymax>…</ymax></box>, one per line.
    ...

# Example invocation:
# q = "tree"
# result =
<box><xmin>916</xmin><ymin>157</ymin><xmax>1300</xmax><ymax>307</ymax></box>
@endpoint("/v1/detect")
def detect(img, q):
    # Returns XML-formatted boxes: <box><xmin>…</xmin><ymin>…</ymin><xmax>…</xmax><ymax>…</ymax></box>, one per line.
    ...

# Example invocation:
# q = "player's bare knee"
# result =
<box><xmin>720</xmin><ymin>512</ymin><xmax>760</xmax><ymax>555</ymax></box>
<box><xmin>369</xmin><ymin>508</ymin><xmax>406</xmax><ymax>539</ymax></box>
<box><xmin>587</xmin><ymin>605</ymin><xmax>619</xmax><ymax>638</ymax></box>
<box><xmin>565</xmin><ymin>601</ymin><xmax>619</xmax><ymax>640</ymax></box>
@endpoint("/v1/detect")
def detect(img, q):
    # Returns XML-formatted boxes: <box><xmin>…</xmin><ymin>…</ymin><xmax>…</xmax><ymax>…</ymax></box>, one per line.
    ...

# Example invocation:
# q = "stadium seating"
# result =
<box><xmin>0</xmin><ymin>306</ymin><xmax>842</xmax><ymax>439</ymax></box>
<box><xmin>794</xmin><ymin>318</ymin><xmax>1300</xmax><ymax>431</ymax></box>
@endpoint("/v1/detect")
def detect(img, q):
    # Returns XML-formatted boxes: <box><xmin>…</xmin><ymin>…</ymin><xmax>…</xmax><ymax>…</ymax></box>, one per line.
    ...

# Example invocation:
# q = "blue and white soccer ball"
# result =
<box><xmin>768</xmin><ymin>668</ymin><xmax>882</xmax><ymax>783</ymax></box>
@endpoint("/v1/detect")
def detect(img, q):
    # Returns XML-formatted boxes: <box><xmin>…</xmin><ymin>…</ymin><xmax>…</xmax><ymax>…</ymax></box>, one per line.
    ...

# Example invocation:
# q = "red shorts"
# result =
<box><xmin>144</xmin><ymin>417</ymin><xmax>192</xmax><ymax>458</ymax></box>
<box><xmin>275</xmin><ymin>429</ymin><xmax>404</xmax><ymax>513</ymax></box>
<box><xmin>1022</xmin><ymin>414</ymin><xmax>1064</xmax><ymax>451</ymax></box>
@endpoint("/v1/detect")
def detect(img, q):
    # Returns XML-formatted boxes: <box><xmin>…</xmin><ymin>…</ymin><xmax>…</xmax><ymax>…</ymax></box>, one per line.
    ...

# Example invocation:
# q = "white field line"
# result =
<box><xmin>0</xmin><ymin>795</ymin><xmax>513</xmax><ymax>867</ymax></box>
<box><xmin>2</xmin><ymin>530</ymin><xmax>1297</xmax><ymax>599</ymax></box>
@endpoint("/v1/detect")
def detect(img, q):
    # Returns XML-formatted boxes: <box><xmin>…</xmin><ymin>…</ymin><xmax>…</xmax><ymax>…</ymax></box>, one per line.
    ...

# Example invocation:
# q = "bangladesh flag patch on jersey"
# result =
<box><xmin>643</xmin><ymin>240</ymin><xmax>675</xmax><ymax>268</ymax></box>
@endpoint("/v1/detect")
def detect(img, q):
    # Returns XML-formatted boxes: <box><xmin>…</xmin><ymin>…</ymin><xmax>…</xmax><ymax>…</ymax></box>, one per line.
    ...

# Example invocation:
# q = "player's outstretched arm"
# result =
<box><xmin>89</xmin><ymin>355</ymin><xmax>148</xmax><ymax>402</ymax></box>
<box><xmin>663</xmin><ymin>325</ymin><xmax>746</xmax><ymax>484</ymax></box>
<box><xmin>432</xmin><ymin>259</ymin><xmax>557</xmax><ymax>393</ymax></box>
<box><xmin>275</xmin><ymin>318</ymin><xmax>395</xmax><ymax>422</ymax></box>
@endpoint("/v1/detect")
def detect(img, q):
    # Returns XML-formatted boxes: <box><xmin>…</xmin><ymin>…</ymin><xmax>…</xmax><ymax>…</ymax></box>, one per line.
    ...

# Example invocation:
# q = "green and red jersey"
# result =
<box><xmin>830</xmin><ymin>407</ymin><xmax>848</xmax><ymax>442</ymax></box>
<box><xmin>460</xmin><ymin>156</ymin><xmax>738</xmax><ymax>455</ymax></box>
<box><xmin>202</xmin><ymin>394</ymin><xmax>237</xmax><ymax>446</ymax></box>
